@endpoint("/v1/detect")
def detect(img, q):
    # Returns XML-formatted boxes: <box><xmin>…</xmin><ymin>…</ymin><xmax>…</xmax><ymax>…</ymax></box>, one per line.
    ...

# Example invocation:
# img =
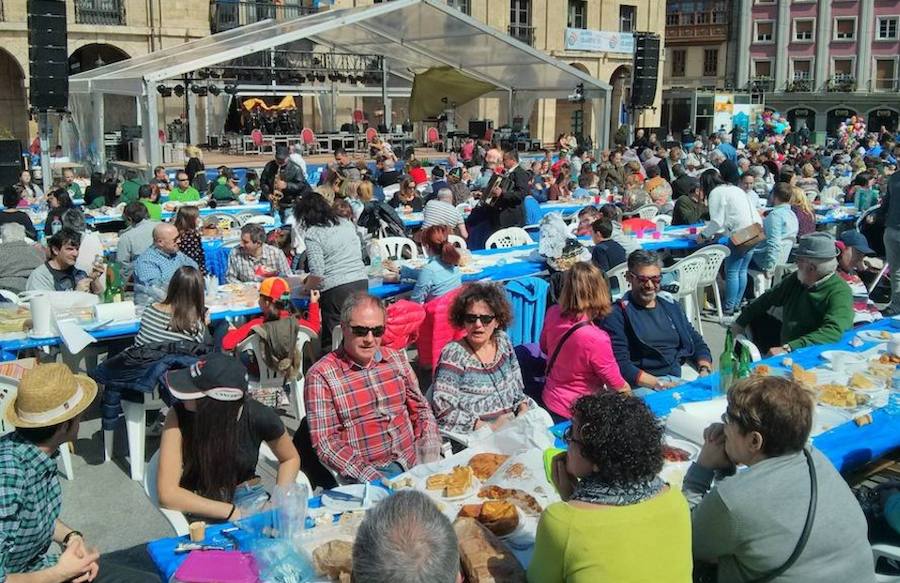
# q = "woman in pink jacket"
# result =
<box><xmin>540</xmin><ymin>262</ymin><xmax>629</xmax><ymax>421</ymax></box>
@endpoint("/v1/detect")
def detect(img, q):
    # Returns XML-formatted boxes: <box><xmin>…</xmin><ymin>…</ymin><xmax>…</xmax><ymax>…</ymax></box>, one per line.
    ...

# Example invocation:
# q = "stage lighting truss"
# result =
<box><xmin>189</xmin><ymin>51</ymin><xmax>384</xmax><ymax>89</ymax></box>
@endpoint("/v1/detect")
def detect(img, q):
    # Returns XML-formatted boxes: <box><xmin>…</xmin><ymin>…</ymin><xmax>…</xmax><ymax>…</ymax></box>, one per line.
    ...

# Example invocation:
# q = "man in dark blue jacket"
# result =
<box><xmin>600</xmin><ymin>249</ymin><xmax>713</xmax><ymax>390</ymax></box>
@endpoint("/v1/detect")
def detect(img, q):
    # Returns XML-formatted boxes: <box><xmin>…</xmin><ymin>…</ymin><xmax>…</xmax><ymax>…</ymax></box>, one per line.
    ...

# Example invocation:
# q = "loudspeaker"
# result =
<box><xmin>28</xmin><ymin>0</ymin><xmax>68</xmax><ymax>112</ymax></box>
<box><xmin>468</xmin><ymin>120</ymin><xmax>493</xmax><ymax>140</ymax></box>
<box><xmin>0</xmin><ymin>140</ymin><xmax>23</xmax><ymax>187</ymax></box>
<box><xmin>630</xmin><ymin>33</ymin><xmax>660</xmax><ymax>108</ymax></box>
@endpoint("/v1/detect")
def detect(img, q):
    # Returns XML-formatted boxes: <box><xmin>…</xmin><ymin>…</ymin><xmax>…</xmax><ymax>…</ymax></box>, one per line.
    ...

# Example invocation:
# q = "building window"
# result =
<box><xmin>619</xmin><ymin>5</ymin><xmax>636</xmax><ymax>33</ymax></box>
<box><xmin>754</xmin><ymin>60</ymin><xmax>772</xmax><ymax>77</ymax></box>
<box><xmin>713</xmin><ymin>10</ymin><xmax>727</xmax><ymax>24</ymax></box>
<box><xmin>703</xmin><ymin>49</ymin><xmax>718</xmax><ymax>76</ymax></box>
<box><xmin>509</xmin><ymin>0</ymin><xmax>533</xmax><ymax>45</ymax></box>
<box><xmin>447</xmin><ymin>0</ymin><xmax>471</xmax><ymax>14</ymax></box>
<box><xmin>672</xmin><ymin>49</ymin><xmax>686</xmax><ymax>77</ymax></box>
<box><xmin>697</xmin><ymin>12</ymin><xmax>710</xmax><ymax>24</ymax></box>
<box><xmin>794</xmin><ymin>19</ymin><xmax>814</xmax><ymax>42</ymax></box>
<box><xmin>792</xmin><ymin>59</ymin><xmax>812</xmax><ymax>79</ymax></box>
<box><xmin>567</xmin><ymin>0</ymin><xmax>587</xmax><ymax>29</ymax></box>
<box><xmin>834</xmin><ymin>18</ymin><xmax>856</xmax><ymax>41</ymax></box>
<box><xmin>833</xmin><ymin>58</ymin><xmax>853</xmax><ymax>76</ymax></box>
<box><xmin>877</xmin><ymin>17</ymin><xmax>899</xmax><ymax>40</ymax></box>
<box><xmin>755</xmin><ymin>21</ymin><xmax>774</xmax><ymax>42</ymax></box>
<box><xmin>666</xmin><ymin>13</ymin><xmax>679</xmax><ymax>26</ymax></box>
<box><xmin>74</xmin><ymin>0</ymin><xmax>126</xmax><ymax>25</ymax></box>
<box><xmin>875</xmin><ymin>59</ymin><xmax>897</xmax><ymax>91</ymax></box>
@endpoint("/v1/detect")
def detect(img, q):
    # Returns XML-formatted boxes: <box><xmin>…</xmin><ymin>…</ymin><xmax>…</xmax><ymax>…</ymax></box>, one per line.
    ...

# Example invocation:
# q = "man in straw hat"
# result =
<box><xmin>1</xmin><ymin>363</ymin><xmax>159</xmax><ymax>582</ymax></box>
<box><xmin>732</xmin><ymin>232</ymin><xmax>854</xmax><ymax>356</ymax></box>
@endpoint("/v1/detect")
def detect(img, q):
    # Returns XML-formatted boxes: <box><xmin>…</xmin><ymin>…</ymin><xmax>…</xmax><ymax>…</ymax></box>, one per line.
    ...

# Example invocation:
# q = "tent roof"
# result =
<box><xmin>69</xmin><ymin>0</ymin><xmax>610</xmax><ymax>99</ymax></box>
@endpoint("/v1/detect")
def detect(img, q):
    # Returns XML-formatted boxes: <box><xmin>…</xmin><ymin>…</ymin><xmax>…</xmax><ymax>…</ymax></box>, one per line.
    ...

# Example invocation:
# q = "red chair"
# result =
<box><xmin>484</xmin><ymin>127</ymin><xmax>495</xmax><ymax>145</ymax></box>
<box><xmin>300</xmin><ymin>127</ymin><xmax>318</xmax><ymax>155</ymax></box>
<box><xmin>416</xmin><ymin>287</ymin><xmax>466</xmax><ymax>372</ymax></box>
<box><xmin>158</xmin><ymin>129</ymin><xmax>167</xmax><ymax>143</ymax></box>
<box><xmin>365</xmin><ymin>127</ymin><xmax>378</xmax><ymax>144</ymax></box>
<box><xmin>426</xmin><ymin>126</ymin><xmax>442</xmax><ymax>151</ymax></box>
<box><xmin>353</xmin><ymin>109</ymin><xmax>366</xmax><ymax>126</ymax></box>
<box><xmin>251</xmin><ymin>129</ymin><xmax>264</xmax><ymax>147</ymax></box>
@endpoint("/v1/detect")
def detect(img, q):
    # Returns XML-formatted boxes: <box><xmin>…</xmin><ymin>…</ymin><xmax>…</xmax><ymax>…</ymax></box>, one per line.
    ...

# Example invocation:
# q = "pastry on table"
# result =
<box><xmin>453</xmin><ymin>518</ymin><xmax>526</xmax><ymax>583</ymax></box>
<box><xmin>444</xmin><ymin>466</ymin><xmax>474</xmax><ymax>497</ymax></box>
<box><xmin>468</xmin><ymin>453</ymin><xmax>510</xmax><ymax>481</ymax></box>
<box><xmin>478</xmin><ymin>485</ymin><xmax>543</xmax><ymax>515</ymax></box>
<box><xmin>791</xmin><ymin>364</ymin><xmax>817</xmax><ymax>388</ymax></box>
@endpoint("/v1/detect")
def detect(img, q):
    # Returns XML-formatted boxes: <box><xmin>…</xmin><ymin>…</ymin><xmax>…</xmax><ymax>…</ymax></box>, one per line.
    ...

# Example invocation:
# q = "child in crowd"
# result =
<box><xmin>590</xmin><ymin>219</ymin><xmax>627</xmax><ymax>272</ymax></box>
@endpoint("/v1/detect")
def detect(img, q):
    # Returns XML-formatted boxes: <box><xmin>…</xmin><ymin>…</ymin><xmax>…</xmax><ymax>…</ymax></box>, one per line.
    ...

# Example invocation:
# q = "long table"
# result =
<box><xmin>638</xmin><ymin>317</ymin><xmax>900</xmax><ymax>474</ymax></box>
<box><xmin>402</xmin><ymin>200</ymin><xmax>589</xmax><ymax>229</ymax></box>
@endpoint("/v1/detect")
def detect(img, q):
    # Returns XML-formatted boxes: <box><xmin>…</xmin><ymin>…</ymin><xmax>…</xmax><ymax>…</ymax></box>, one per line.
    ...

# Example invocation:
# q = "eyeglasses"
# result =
<box><xmin>629</xmin><ymin>273</ymin><xmax>662</xmax><ymax>286</ymax></box>
<box><xmin>349</xmin><ymin>325</ymin><xmax>385</xmax><ymax>338</ymax></box>
<box><xmin>721</xmin><ymin>409</ymin><xmax>742</xmax><ymax>426</ymax></box>
<box><xmin>562</xmin><ymin>425</ymin><xmax>585</xmax><ymax>447</ymax></box>
<box><xmin>178</xmin><ymin>178</ymin><xmax>189</xmax><ymax>182</ymax></box>
<box><xmin>463</xmin><ymin>314</ymin><xmax>496</xmax><ymax>325</ymax></box>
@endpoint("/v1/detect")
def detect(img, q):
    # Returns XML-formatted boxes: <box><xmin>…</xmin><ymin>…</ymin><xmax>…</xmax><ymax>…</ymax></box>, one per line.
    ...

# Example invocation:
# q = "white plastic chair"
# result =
<box><xmin>104</xmin><ymin>388</ymin><xmax>166</xmax><ymax>482</ymax></box>
<box><xmin>144</xmin><ymin>451</ymin><xmax>191</xmax><ymax>536</ymax></box>
<box><xmin>748</xmin><ymin>238</ymin><xmax>794</xmax><ymax>298</ymax></box>
<box><xmin>377</xmin><ymin>237</ymin><xmax>418</xmax><ymax>260</ymax></box>
<box><xmin>636</xmin><ymin>205</ymin><xmax>659</xmax><ymax>219</ymax></box>
<box><xmin>735</xmin><ymin>334</ymin><xmax>762</xmax><ymax>362</ymax></box>
<box><xmin>873</xmin><ymin>543</ymin><xmax>900</xmax><ymax>582</ymax></box>
<box><xmin>382</xmin><ymin>184</ymin><xmax>401</xmax><ymax>198</ymax></box>
<box><xmin>447</xmin><ymin>234</ymin><xmax>467</xmax><ymax>250</ymax></box>
<box><xmin>236</xmin><ymin>325</ymin><xmax>318</xmax><ymax>423</ymax></box>
<box><xmin>0</xmin><ymin>289</ymin><xmax>22</xmax><ymax>305</ymax></box>
<box><xmin>331</xmin><ymin>324</ymin><xmax>343</xmax><ymax>352</ymax></box>
<box><xmin>661</xmin><ymin>253</ymin><xmax>711</xmax><ymax>334</ymax></box>
<box><xmin>485</xmin><ymin>227</ymin><xmax>531</xmax><ymax>249</ymax></box>
<box><xmin>605</xmin><ymin>262</ymin><xmax>630</xmax><ymax>299</ymax></box>
<box><xmin>204</xmin><ymin>213</ymin><xmax>241</xmax><ymax>230</ymax></box>
<box><xmin>238</xmin><ymin>214</ymin><xmax>275</xmax><ymax>227</ymax></box>
<box><xmin>654</xmin><ymin>214</ymin><xmax>673</xmax><ymax>228</ymax></box>
<box><xmin>691</xmin><ymin>244</ymin><xmax>731</xmax><ymax>322</ymax></box>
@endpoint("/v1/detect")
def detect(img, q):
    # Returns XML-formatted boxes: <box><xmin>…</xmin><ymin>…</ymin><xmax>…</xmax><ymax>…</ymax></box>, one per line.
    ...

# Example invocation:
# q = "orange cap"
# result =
<box><xmin>259</xmin><ymin>277</ymin><xmax>290</xmax><ymax>300</ymax></box>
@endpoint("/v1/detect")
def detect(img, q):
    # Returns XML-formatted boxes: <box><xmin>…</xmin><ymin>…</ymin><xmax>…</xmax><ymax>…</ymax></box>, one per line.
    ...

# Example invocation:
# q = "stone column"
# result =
<box><xmin>856</xmin><ymin>0</ymin><xmax>874</xmax><ymax>90</ymax></box>
<box><xmin>815</xmin><ymin>0</ymin><xmax>832</xmax><ymax>90</ymax></box>
<box><xmin>735</xmin><ymin>0</ymin><xmax>752</xmax><ymax>88</ymax></box>
<box><xmin>774</xmin><ymin>0</ymin><xmax>791</xmax><ymax>91</ymax></box>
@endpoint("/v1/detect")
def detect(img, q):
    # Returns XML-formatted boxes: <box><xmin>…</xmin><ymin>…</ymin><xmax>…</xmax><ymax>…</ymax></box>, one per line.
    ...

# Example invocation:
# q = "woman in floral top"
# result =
<box><xmin>430</xmin><ymin>283</ymin><xmax>533</xmax><ymax>436</ymax></box>
<box><xmin>174</xmin><ymin>205</ymin><xmax>207</xmax><ymax>275</ymax></box>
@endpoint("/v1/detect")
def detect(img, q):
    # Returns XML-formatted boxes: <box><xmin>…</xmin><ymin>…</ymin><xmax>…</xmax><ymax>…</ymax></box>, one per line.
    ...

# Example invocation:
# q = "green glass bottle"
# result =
<box><xmin>737</xmin><ymin>343</ymin><xmax>752</xmax><ymax>379</ymax></box>
<box><xmin>719</xmin><ymin>328</ymin><xmax>735</xmax><ymax>394</ymax></box>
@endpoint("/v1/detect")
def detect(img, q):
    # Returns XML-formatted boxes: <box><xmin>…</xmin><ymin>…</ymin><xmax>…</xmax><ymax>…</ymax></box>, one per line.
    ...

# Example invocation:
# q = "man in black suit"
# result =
<box><xmin>487</xmin><ymin>150</ymin><xmax>529</xmax><ymax>228</ymax></box>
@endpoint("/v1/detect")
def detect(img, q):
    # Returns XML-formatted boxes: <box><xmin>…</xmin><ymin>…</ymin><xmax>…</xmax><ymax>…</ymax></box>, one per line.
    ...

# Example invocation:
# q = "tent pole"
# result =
<box><xmin>39</xmin><ymin>112</ymin><xmax>52</xmax><ymax>191</ymax></box>
<box><xmin>93</xmin><ymin>93</ymin><xmax>105</xmax><ymax>171</ymax></box>
<box><xmin>599</xmin><ymin>95</ymin><xmax>610</xmax><ymax>151</ymax></box>
<box><xmin>382</xmin><ymin>58</ymin><xmax>392</xmax><ymax>130</ymax></box>
<box><xmin>188</xmin><ymin>90</ymin><xmax>200</xmax><ymax>145</ymax></box>
<box><xmin>507</xmin><ymin>89</ymin><xmax>514</xmax><ymax>126</ymax></box>
<box><xmin>142</xmin><ymin>82</ymin><xmax>161</xmax><ymax>171</ymax></box>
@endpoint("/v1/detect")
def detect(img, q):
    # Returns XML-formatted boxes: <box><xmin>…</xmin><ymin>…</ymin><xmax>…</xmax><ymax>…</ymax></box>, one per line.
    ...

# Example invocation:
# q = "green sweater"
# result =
<box><xmin>736</xmin><ymin>272</ymin><xmax>854</xmax><ymax>349</ymax></box>
<box><xmin>528</xmin><ymin>488</ymin><xmax>693</xmax><ymax>583</ymax></box>
<box><xmin>140</xmin><ymin>199</ymin><xmax>162</xmax><ymax>221</ymax></box>
<box><xmin>120</xmin><ymin>179</ymin><xmax>142</xmax><ymax>205</ymax></box>
<box><xmin>168</xmin><ymin>186</ymin><xmax>200</xmax><ymax>203</ymax></box>
<box><xmin>212</xmin><ymin>178</ymin><xmax>240</xmax><ymax>202</ymax></box>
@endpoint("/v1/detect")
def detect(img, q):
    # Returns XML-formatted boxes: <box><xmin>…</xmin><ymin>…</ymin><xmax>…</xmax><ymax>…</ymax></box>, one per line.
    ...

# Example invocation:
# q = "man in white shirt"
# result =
<box><xmin>288</xmin><ymin>144</ymin><xmax>308</xmax><ymax>179</ymax></box>
<box><xmin>422</xmin><ymin>188</ymin><xmax>468</xmax><ymax>238</ymax></box>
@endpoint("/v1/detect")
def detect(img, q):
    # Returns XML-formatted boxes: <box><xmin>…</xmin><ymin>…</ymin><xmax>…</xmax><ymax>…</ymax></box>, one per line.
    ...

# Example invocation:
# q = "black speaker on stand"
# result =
<box><xmin>630</xmin><ymin>33</ymin><xmax>660</xmax><ymax>109</ymax></box>
<box><xmin>0</xmin><ymin>140</ymin><xmax>23</xmax><ymax>187</ymax></box>
<box><xmin>28</xmin><ymin>0</ymin><xmax>68</xmax><ymax>112</ymax></box>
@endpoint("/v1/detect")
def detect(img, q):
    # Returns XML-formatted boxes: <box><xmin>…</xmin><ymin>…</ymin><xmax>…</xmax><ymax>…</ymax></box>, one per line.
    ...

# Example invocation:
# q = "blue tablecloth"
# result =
<box><xmin>553</xmin><ymin>318</ymin><xmax>900</xmax><ymax>474</ymax></box>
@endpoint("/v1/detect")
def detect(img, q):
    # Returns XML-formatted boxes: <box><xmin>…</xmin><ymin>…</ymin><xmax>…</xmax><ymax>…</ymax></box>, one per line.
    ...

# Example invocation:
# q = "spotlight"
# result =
<box><xmin>208</xmin><ymin>85</ymin><xmax>221</xmax><ymax>96</ymax></box>
<box><xmin>156</xmin><ymin>84</ymin><xmax>172</xmax><ymax>97</ymax></box>
<box><xmin>223</xmin><ymin>84</ymin><xmax>238</xmax><ymax>95</ymax></box>
<box><xmin>306</xmin><ymin>71</ymin><xmax>316</xmax><ymax>82</ymax></box>
<box><xmin>190</xmin><ymin>84</ymin><xmax>202</xmax><ymax>94</ymax></box>
<box><xmin>173</xmin><ymin>84</ymin><xmax>185</xmax><ymax>97</ymax></box>
<box><xmin>196</xmin><ymin>70</ymin><xmax>209</xmax><ymax>80</ymax></box>
<box><xmin>209</xmin><ymin>69</ymin><xmax>222</xmax><ymax>79</ymax></box>
<box><xmin>316</xmin><ymin>72</ymin><xmax>326</xmax><ymax>83</ymax></box>
<box><xmin>337</xmin><ymin>73</ymin><xmax>347</xmax><ymax>83</ymax></box>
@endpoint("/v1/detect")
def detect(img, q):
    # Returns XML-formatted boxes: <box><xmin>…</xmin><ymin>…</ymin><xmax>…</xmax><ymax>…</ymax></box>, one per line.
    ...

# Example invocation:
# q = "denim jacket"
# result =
<box><xmin>756</xmin><ymin>203</ymin><xmax>798</xmax><ymax>272</ymax></box>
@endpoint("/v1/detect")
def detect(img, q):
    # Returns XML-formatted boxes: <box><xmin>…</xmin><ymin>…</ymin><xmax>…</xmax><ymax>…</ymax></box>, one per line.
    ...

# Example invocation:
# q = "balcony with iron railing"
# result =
<box><xmin>786</xmin><ymin>75</ymin><xmax>814</xmax><ymax>93</ymax></box>
<box><xmin>871</xmin><ymin>78</ymin><xmax>900</xmax><ymax>92</ymax></box>
<box><xmin>75</xmin><ymin>0</ymin><xmax>126</xmax><ymax>26</ymax></box>
<box><xmin>211</xmin><ymin>1</ymin><xmax>317</xmax><ymax>33</ymax></box>
<box><xmin>826</xmin><ymin>75</ymin><xmax>856</xmax><ymax>92</ymax></box>
<box><xmin>508</xmin><ymin>24</ymin><xmax>535</xmax><ymax>46</ymax></box>
<box><xmin>749</xmin><ymin>76</ymin><xmax>775</xmax><ymax>93</ymax></box>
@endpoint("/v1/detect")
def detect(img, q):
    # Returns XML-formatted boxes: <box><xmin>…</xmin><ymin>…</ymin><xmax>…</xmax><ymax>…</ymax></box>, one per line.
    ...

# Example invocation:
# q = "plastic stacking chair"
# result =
<box><xmin>661</xmin><ymin>252</ymin><xmax>710</xmax><ymax>334</ymax></box>
<box><xmin>447</xmin><ymin>234</ymin><xmax>467</xmax><ymax>250</ymax></box>
<box><xmin>377</xmin><ymin>237</ymin><xmax>418</xmax><ymax>260</ymax></box>
<box><xmin>691</xmin><ymin>244</ymin><xmax>731</xmax><ymax>321</ymax></box>
<box><xmin>485</xmin><ymin>227</ymin><xmax>531</xmax><ymax>249</ymax></box>
<box><xmin>636</xmin><ymin>205</ymin><xmax>659</xmax><ymax>219</ymax></box>
<box><xmin>605</xmin><ymin>262</ymin><xmax>630</xmax><ymax>299</ymax></box>
<box><xmin>144</xmin><ymin>451</ymin><xmax>191</xmax><ymax>536</ymax></box>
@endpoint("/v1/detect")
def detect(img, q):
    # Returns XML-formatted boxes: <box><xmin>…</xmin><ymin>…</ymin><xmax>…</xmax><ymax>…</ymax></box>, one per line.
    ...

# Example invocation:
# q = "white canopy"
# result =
<box><xmin>69</xmin><ymin>0</ymin><xmax>611</xmax><ymax>168</ymax></box>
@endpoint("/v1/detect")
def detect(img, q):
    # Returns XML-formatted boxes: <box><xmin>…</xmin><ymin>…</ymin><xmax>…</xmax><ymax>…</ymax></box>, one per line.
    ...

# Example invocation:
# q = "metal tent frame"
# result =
<box><xmin>69</xmin><ymin>0</ymin><xmax>612</xmax><ymax>169</ymax></box>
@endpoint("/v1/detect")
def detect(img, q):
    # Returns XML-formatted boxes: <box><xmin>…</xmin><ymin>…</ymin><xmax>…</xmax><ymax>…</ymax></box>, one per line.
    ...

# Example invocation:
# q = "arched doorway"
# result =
<box><xmin>553</xmin><ymin>63</ymin><xmax>595</xmax><ymax>146</ymax></box>
<box><xmin>826</xmin><ymin>106</ymin><xmax>857</xmax><ymax>138</ymax></box>
<box><xmin>69</xmin><ymin>44</ymin><xmax>136</xmax><ymax>131</ymax></box>
<box><xmin>0</xmin><ymin>49</ymin><xmax>28</xmax><ymax>142</ymax></box>
<box><xmin>608</xmin><ymin>65</ymin><xmax>631</xmax><ymax>146</ymax></box>
<box><xmin>786</xmin><ymin>107</ymin><xmax>816</xmax><ymax>133</ymax></box>
<box><xmin>868</xmin><ymin>108</ymin><xmax>899</xmax><ymax>134</ymax></box>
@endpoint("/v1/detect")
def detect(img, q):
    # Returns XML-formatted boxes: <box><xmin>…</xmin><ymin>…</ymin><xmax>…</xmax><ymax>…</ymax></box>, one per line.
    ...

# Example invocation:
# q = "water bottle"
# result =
<box><xmin>719</xmin><ymin>329</ymin><xmax>736</xmax><ymax>394</ymax></box>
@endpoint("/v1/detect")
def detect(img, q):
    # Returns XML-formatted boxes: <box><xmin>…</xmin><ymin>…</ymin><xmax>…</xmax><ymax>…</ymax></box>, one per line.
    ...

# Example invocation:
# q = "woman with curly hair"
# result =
<box><xmin>430</xmin><ymin>283</ymin><xmax>532</xmax><ymax>436</ymax></box>
<box><xmin>529</xmin><ymin>393</ymin><xmax>692</xmax><ymax>582</ymax></box>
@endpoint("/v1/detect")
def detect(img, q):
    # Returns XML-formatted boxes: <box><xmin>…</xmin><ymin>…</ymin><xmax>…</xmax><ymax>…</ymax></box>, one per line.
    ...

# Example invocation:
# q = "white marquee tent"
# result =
<box><xmin>68</xmin><ymin>0</ymin><xmax>611</xmax><ymax>169</ymax></box>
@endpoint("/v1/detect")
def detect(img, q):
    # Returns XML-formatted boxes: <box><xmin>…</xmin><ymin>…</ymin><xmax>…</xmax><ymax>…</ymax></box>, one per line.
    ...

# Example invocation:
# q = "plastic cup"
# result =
<box><xmin>689</xmin><ymin>226</ymin><xmax>698</xmax><ymax>235</ymax></box>
<box><xmin>652</xmin><ymin>231</ymin><xmax>661</xmax><ymax>240</ymax></box>
<box><xmin>831</xmin><ymin>352</ymin><xmax>850</xmax><ymax>375</ymax></box>
<box><xmin>636</xmin><ymin>229</ymin><xmax>644</xmax><ymax>239</ymax></box>
<box><xmin>416</xmin><ymin>441</ymin><xmax>442</xmax><ymax>466</ymax></box>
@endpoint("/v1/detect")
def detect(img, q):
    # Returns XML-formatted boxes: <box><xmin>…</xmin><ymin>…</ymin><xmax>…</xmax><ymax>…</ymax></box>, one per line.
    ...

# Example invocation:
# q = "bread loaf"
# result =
<box><xmin>453</xmin><ymin>517</ymin><xmax>526</xmax><ymax>583</ymax></box>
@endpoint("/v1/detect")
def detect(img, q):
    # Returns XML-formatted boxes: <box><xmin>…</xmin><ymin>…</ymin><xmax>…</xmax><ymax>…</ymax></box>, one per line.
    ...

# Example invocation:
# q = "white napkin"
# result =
<box><xmin>666</xmin><ymin>397</ymin><xmax>727</xmax><ymax>445</ymax></box>
<box><xmin>57</xmin><ymin>319</ymin><xmax>96</xmax><ymax>354</ymax></box>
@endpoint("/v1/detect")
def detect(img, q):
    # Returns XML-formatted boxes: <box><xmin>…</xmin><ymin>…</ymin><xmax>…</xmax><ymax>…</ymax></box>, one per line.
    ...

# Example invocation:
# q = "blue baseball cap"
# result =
<box><xmin>839</xmin><ymin>230</ymin><xmax>874</xmax><ymax>255</ymax></box>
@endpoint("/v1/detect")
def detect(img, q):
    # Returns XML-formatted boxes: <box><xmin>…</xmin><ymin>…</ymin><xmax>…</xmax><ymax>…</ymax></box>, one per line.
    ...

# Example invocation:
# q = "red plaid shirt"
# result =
<box><xmin>305</xmin><ymin>347</ymin><xmax>439</xmax><ymax>482</ymax></box>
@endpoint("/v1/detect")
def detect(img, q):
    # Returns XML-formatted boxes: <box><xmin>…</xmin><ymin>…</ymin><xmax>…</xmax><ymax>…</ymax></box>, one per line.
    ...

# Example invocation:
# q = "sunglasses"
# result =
<box><xmin>562</xmin><ymin>425</ymin><xmax>585</xmax><ymax>447</ymax></box>
<box><xmin>349</xmin><ymin>325</ymin><xmax>385</xmax><ymax>338</ymax></box>
<box><xmin>629</xmin><ymin>273</ymin><xmax>662</xmax><ymax>286</ymax></box>
<box><xmin>463</xmin><ymin>314</ymin><xmax>496</xmax><ymax>325</ymax></box>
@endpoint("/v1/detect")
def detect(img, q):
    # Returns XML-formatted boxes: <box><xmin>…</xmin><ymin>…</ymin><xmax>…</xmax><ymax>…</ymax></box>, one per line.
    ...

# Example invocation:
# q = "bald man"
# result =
<box><xmin>473</xmin><ymin>148</ymin><xmax>504</xmax><ymax>192</ymax></box>
<box><xmin>132</xmin><ymin>222</ymin><xmax>199</xmax><ymax>304</ymax></box>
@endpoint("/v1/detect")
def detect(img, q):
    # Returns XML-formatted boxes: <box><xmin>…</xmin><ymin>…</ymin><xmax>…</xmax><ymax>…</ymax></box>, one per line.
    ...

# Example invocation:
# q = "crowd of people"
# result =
<box><xmin>1</xmin><ymin>121</ymin><xmax>899</xmax><ymax>582</ymax></box>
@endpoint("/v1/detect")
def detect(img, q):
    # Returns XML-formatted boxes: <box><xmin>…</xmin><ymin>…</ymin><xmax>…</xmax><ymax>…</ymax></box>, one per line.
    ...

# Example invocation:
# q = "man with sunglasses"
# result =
<box><xmin>304</xmin><ymin>292</ymin><xmax>440</xmax><ymax>483</ymax></box>
<box><xmin>168</xmin><ymin>172</ymin><xmax>200</xmax><ymax>203</ymax></box>
<box><xmin>600</xmin><ymin>250</ymin><xmax>712</xmax><ymax>391</ymax></box>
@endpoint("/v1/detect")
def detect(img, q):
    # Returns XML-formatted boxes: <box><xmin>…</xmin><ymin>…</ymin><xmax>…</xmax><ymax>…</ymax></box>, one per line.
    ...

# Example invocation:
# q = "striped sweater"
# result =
<box><xmin>134</xmin><ymin>304</ymin><xmax>206</xmax><ymax>347</ymax></box>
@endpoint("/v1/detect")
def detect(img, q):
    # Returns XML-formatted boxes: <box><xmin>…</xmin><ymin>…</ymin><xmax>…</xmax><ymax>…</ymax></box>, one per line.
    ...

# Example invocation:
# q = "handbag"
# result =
<box><xmin>545</xmin><ymin>320</ymin><xmax>592</xmax><ymax>374</ymax></box>
<box><xmin>729</xmin><ymin>193</ymin><xmax>766</xmax><ymax>254</ymax></box>
<box><xmin>693</xmin><ymin>448</ymin><xmax>818</xmax><ymax>583</ymax></box>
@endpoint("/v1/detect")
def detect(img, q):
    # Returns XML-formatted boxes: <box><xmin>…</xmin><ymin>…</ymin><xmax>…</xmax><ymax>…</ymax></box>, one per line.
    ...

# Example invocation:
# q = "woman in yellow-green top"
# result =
<box><xmin>529</xmin><ymin>392</ymin><xmax>692</xmax><ymax>583</ymax></box>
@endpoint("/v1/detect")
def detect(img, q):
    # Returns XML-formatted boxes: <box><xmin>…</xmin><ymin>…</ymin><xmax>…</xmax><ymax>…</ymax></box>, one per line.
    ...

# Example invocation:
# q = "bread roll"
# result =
<box><xmin>453</xmin><ymin>517</ymin><xmax>526</xmax><ymax>583</ymax></box>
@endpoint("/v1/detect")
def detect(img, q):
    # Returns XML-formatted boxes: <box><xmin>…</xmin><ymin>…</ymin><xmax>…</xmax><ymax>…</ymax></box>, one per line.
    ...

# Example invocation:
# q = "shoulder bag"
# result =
<box><xmin>545</xmin><ymin>320</ymin><xmax>592</xmax><ymax>375</ymax></box>
<box><xmin>730</xmin><ymin>190</ymin><xmax>766</xmax><ymax>255</ymax></box>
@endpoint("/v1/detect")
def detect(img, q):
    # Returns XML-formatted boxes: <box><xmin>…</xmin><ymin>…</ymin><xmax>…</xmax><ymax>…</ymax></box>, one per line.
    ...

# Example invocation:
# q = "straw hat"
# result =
<box><xmin>5</xmin><ymin>363</ymin><xmax>98</xmax><ymax>429</ymax></box>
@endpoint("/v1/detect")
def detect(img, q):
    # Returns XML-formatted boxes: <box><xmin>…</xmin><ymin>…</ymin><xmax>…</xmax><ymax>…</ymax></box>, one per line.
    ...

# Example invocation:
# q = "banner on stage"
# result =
<box><xmin>564</xmin><ymin>28</ymin><xmax>634</xmax><ymax>54</ymax></box>
<box><xmin>713</xmin><ymin>94</ymin><xmax>734</xmax><ymax>134</ymax></box>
